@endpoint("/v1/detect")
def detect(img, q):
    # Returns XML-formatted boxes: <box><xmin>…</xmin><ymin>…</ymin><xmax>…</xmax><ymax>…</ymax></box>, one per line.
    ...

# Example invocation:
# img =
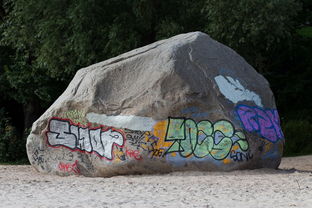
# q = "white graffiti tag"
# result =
<box><xmin>47</xmin><ymin>118</ymin><xmax>125</xmax><ymax>160</ymax></box>
<box><xmin>214</xmin><ymin>75</ymin><xmax>263</xmax><ymax>107</ymax></box>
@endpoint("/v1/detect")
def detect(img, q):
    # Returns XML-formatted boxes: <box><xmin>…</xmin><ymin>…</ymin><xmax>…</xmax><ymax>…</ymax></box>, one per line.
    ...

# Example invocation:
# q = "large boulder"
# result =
<box><xmin>26</xmin><ymin>32</ymin><xmax>284</xmax><ymax>177</ymax></box>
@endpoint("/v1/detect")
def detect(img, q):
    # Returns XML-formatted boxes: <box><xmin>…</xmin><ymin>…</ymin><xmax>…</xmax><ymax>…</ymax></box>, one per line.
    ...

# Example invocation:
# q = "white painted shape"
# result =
<box><xmin>47</xmin><ymin>119</ymin><xmax>76</xmax><ymax>148</ymax></box>
<box><xmin>101</xmin><ymin>129</ymin><xmax>124</xmax><ymax>160</ymax></box>
<box><xmin>214</xmin><ymin>75</ymin><xmax>263</xmax><ymax>107</ymax></box>
<box><xmin>78</xmin><ymin>127</ymin><xmax>92</xmax><ymax>152</ymax></box>
<box><xmin>86</xmin><ymin>113</ymin><xmax>157</xmax><ymax>131</ymax></box>
<box><xmin>90</xmin><ymin>128</ymin><xmax>104</xmax><ymax>156</ymax></box>
<box><xmin>47</xmin><ymin>118</ymin><xmax>124</xmax><ymax>159</ymax></box>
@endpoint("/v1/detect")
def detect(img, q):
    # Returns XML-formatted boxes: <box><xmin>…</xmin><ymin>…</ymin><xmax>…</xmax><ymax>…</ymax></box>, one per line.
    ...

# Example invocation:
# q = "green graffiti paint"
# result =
<box><xmin>165</xmin><ymin>118</ymin><xmax>185</xmax><ymax>141</ymax></box>
<box><xmin>165</xmin><ymin>117</ymin><xmax>249</xmax><ymax>160</ymax></box>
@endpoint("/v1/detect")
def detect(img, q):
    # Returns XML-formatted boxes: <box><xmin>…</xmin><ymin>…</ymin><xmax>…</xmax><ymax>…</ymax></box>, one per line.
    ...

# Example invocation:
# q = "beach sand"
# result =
<box><xmin>0</xmin><ymin>155</ymin><xmax>311</xmax><ymax>208</ymax></box>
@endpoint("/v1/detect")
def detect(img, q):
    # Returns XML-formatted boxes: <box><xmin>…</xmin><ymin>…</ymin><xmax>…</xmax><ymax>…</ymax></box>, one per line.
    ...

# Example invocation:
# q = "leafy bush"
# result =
<box><xmin>0</xmin><ymin>108</ymin><xmax>28</xmax><ymax>163</ymax></box>
<box><xmin>283</xmin><ymin>119</ymin><xmax>312</xmax><ymax>156</ymax></box>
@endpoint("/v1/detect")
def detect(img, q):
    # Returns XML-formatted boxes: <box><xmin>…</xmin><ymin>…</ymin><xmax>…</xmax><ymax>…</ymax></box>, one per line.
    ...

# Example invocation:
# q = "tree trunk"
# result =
<box><xmin>23</xmin><ymin>98</ymin><xmax>42</xmax><ymax>130</ymax></box>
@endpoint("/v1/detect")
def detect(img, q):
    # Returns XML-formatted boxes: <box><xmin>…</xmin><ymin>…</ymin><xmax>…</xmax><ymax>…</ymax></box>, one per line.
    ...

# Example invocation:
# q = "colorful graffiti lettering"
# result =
<box><xmin>112</xmin><ymin>147</ymin><xmax>143</xmax><ymax>161</ymax></box>
<box><xmin>58</xmin><ymin>160</ymin><xmax>80</xmax><ymax>174</ymax></box>
<box><xmin>164</xmin><ymin>117</ymin><xmax>249</xmax><ymax>160</ymax></box>
<box><xmin>46</xmin><ymin>118</ymin><xmax>125</xmax><ymax>160</ymax></box>
<box><xmin>46</xmin><ymin>114</ymin><xmax>254</xmax><ymax>165</ymax></box>
<box><xmin>145</xmin><ymin>122</ymin><xmax>171</xmax><ymax>159</ymax></box>
<box><xmin>150</xmin><ymin>148</ymin><xmax>166</xmax><ymax>158</ymax></box>
<box><xmin>114</xmin><ymin>147</ymin><xmax>127</xmax><ymax>161</ymax></box>
<box><xmin>146</xmin><ymin>134</ymin><xmax>166</xmax><ymax>158</ymax></box>
<box><xmin>235</xmin><ymin>105</ymin><xmax>284</xmax><ymax>143</ymax></box>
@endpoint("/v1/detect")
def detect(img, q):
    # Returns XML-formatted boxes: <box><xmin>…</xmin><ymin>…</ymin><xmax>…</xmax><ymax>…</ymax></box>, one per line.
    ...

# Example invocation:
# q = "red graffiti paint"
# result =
<box><xmin>125</xmin><ymin>148</ymin><xmax>143</xmax><ymax>160</ymax></box>
<box><xmin>58</xmin><ymin>160</ymin><xmax>80</xmax><ymax>174</ymax></box>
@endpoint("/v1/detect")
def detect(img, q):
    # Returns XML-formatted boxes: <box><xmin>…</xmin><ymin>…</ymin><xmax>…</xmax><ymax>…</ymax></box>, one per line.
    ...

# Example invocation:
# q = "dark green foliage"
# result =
<box><xmin>297</xmin><ymin>26</ymin><xmax>312</xmax><ymax>38</ymax></box>
<box><xmin>1</xmin><ymin>0</ymin><xmax>206</xmax><ymax>83</ymax></box>
<box><xmin>0</xmin><ymin>0</ymin><xmax>207</xmax><ymax>108</ymax></box>
<box><xmin>270</xmin><ymin>40</ymin><xmax>312</xmax><ymax>123</ymax></box>
<box><xmin>283</xmin><ymin>120</ymin><xmax>312</xmax><ymax>156</ymax></box>
<box><xmin>268</xmin><ymin>19</ymin><xmax>312</xmax><ymax>124</ymax></box>
<box><xmin>203</xmin><ymin>0</ymin><xmax>300</xmax><ymax>72</ymax></box>
<box><xmin>0</xmin><ymin>108</ymin><xmax>28</xmax><ymax>163</ymax></box>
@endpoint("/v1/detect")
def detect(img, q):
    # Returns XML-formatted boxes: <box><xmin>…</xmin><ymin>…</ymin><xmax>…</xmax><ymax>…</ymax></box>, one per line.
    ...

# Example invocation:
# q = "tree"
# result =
<box><xmin>202</xmin><ymin>0</ymin><xmax>301</xmax><ymax>73</ymax></box>
<box><xmin>0</xmin><ymin>0</ymin><xmax>206</xmax><ymax>129</ymax></box>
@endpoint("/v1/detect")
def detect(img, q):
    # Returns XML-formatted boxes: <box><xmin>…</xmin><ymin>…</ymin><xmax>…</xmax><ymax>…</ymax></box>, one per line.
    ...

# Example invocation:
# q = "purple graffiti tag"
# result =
<box><xmin>254</xmin><ymin>108</ymin><xmax>279</xmax><ymax>142</ymax></box>
<box><xmin>235</xmin><ymin>105</ymin><xmax>284</xmax><ymax>143</ymax></box>
<box><xmin>235</xmin><ymin>105</ymin><xmax>259</xmax><ymax>132</ymax></box>
<box><xmin>267</xmin><ymin>110</ymin><xmax>284</xmax><ymax>139</ymax></box>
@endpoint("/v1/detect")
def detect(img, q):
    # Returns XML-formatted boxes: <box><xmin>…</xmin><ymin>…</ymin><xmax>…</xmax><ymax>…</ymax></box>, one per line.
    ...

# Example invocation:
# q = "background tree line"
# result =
<box><xmin>0</xmin><ymin>0</ymin><xmax>311</xmax><ymax>162</ymax></box>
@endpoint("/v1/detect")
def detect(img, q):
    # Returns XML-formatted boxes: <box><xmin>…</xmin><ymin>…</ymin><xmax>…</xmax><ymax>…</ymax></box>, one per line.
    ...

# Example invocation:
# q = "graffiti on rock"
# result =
<box><xmin>86</xmin><ymin>113</ymin><xmax>157</xmax><ymax>131</ymax></box>
<box><xmin>164</xmin><ymin>117</ymin><xmax>249</xmax><ymax>160</ymax></box>
<box><xmin>58</xmin><ymin>160</ymin><xmax>80</xmax><ymax>174</ymax></box>
<box><xmin>45</xmin><ymin>114</ymin><xmax>253</xmax><ymax>164</ymax></box>
<box><xmin>32</xmin><ymin>147</ymin><xmax>45</xmax><ymax>168</ymax></box>
<box><xmin>147</xmin><ymin>134</ymin><xmax>166</xmax><ymax>158</ymax></box>
<box><xmin>125</xmin><ymin>148</ymin><xmax>143</xmax><ymax>160</ymax></box>
<box><xmin>123</xmin><ymin>129</ymin><xmax>167</xmax><ymax>160</ymax></box>
<box><xmin>50</xmin><ymin>151</ymin><xmax>74</xmax><ymax>162</ymax></box>
<box><xmin>114</xmin><ymin>147</ymin><xmax>127</xmax><ymax>161</ymax></box>
<box><xmin>125</xmin><ymin>130</ymin><xmax>149</xmax><ymax>151</ymax></box>
<box><xmin>112</xmin><ymin>147</ymin><xmax>143</xmax><ymax>161</ymax></box>
<box><xmin>144</xmin><ymin>122</ymin><xmax>171</xmax><ymax>159</ymax></box>
<box><xmin>230</xmin><ymin>150</ymin><xmax>253</xmax><ymax>162</ymax></box>
<box><xmin>214</xmin><ymin>75</ymin><xmax>263</xmax><ymax>107</ymax></box>
<box><xmin>46</xmin><ymin>118</ymin><xmax>125</xmax><ymax>160</ymax></box>
<box><xmin>258</xmin><ymin>138</ymin><xmax>283</xmax><ymax>160</ymax></box>
<box><xmin>236</xmin><ymin>105</ymin><xmax>284</xmax><ymax>143</ymax></box>
<box><xmin>150</xmin><ymin>148</ymin><xmax>166</xmax><ymax>158</ymax></box>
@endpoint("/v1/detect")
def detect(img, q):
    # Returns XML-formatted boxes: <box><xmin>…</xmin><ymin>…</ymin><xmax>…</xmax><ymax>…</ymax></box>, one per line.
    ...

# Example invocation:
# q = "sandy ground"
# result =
<box><xmin>0</xmin><ymin>156</ymin><xmax>311</xmax><ymax>208</ymax></box>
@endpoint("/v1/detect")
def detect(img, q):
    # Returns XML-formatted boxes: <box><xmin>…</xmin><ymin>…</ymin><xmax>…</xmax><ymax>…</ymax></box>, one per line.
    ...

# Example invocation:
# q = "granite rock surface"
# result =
<box><xmin>26</xmin><ymin>32</ymin><xmax>284</xmax><ymax>177</ymax></box>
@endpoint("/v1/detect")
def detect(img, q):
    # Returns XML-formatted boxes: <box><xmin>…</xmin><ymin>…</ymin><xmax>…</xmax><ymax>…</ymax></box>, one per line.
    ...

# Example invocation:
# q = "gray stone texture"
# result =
<box><xmin>27</xmin><ymin>32</ymin><xmax>284</xmax><ymax>177</ymax></box>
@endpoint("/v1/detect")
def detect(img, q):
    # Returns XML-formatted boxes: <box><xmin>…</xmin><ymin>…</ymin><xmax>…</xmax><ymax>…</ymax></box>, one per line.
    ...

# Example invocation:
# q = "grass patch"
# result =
<box><xmin>283</xmin><ymin>119</ymin><xmax>312</xmax><ymax>156</ymax></box>
<box><xmin>297</xmin><ymin>26</ymin><xmax>312</xmax><ymax>38</ymax></box>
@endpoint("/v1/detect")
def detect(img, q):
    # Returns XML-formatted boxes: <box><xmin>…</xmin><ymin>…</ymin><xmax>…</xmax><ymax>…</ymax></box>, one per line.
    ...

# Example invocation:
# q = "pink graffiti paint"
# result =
<box><xmin>236</xmin><ymin>105</ymin><xmax>284</xmax><ymax>143</ymax></box>
<box><xmin>125</xmin><ymin>148</ymin><xmax>143</xmax><ymax>160</ymax></box>
<box><xmin>58</xmin><ymin>160</ymin><xmax>80</xmax><ymax>174</ymax></box>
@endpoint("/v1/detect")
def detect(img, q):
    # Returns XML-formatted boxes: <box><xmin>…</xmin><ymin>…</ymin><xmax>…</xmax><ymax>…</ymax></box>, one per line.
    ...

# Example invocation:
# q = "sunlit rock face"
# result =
<box><xmin>26</xmin><ymin>32</ymin><xmax>284</xmax><ymax>177</ymax></box>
